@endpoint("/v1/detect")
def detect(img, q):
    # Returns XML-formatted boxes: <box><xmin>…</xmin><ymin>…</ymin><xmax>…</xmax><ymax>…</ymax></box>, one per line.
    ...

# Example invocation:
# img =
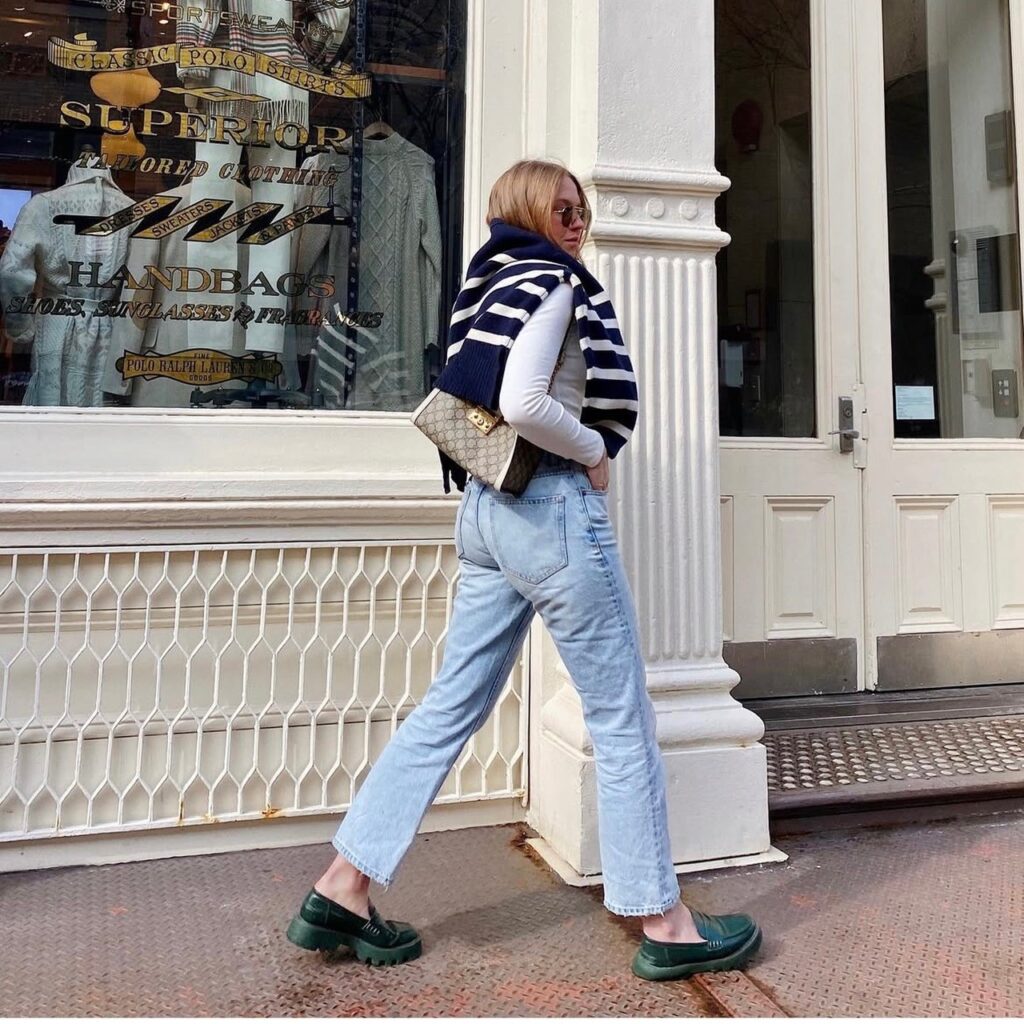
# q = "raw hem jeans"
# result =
<box><xmin>332</xmin><ymin>451</ymin><xmax>681</xmax><ymax>917</ymax></box>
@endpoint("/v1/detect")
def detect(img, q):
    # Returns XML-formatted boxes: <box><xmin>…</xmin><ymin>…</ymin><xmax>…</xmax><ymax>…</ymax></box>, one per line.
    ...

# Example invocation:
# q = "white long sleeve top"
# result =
<box><xmin>498</xmin><ymin>283</ymin><xmax>606</xmax><ymax>468</ymax></box>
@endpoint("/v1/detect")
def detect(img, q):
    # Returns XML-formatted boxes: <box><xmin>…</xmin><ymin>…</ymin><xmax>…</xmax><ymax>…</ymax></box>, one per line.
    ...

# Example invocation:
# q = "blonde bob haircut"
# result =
<box><xmin>486</xmin><ymin>159</ymin><xmax>591</xmax><ymax>249</ymax></box>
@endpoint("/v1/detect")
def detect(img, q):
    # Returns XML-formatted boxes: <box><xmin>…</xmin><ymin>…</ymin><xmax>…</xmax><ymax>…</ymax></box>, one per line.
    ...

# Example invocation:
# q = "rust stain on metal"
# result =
<box><xmin>745</xmin><ymin>974</ymin><xmax>789</xmax><ymax>1012</ymax></box>
<box><xmin>508</xmin><ymin>823</ymin><xmax>532</xmax><ymax>849</ymax></box>
<box><xmin>508</xmin><ymin>823</ymin><xmax>556</xmax><ymax>876</ymax></box>
<box><xmin>694</xmin><ymin>972</ymin><xmax>790</xmax><ymax>1018</ymax></box>
<box><xmin>789</xmin><ymin>892</ymin><xmax>818</xmax><ymax>909</ymax></box>
<box><xmin>261</xmin><ymin>806</ymin><xmax>281</xmax><ymax>819</ymax></box>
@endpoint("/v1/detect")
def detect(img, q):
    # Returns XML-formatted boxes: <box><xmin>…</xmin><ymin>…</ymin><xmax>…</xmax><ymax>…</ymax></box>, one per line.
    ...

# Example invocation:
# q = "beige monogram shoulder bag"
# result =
<box><xmin>411</xmin><ymin>325</ymin><xmax>572</xmax><ymax>496</ymax></box>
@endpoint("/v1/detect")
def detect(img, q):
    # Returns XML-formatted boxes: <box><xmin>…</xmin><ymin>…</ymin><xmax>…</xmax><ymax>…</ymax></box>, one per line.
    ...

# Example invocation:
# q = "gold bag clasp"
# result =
<box><xmin>467</xmin><ymin>406</ymin><xmax>499</xmax><ymax>435</ymax></box>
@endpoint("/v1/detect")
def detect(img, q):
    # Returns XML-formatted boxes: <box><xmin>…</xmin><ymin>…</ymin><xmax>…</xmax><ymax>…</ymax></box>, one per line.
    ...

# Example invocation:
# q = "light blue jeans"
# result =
<box><xmin>333</xmin><ymin>451</ymin><xmax>681</xmax><ymax>916</ymax></box>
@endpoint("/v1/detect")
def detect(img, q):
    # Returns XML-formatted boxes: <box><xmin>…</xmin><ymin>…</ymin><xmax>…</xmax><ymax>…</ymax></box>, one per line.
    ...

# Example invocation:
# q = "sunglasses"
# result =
<box><xmin>553</xmin><ymin>204</ymin><xmax>592</xmax><ymax>228</ymax></box>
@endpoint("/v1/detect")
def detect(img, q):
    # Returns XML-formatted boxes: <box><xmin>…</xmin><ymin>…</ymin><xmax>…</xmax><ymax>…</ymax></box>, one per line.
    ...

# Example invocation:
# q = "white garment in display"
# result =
<box><xmin>293</xmin><ymin>132</ymin><xmax>443</xmax><ymax>411</ymax></box>
<box><xmin>176</xmin><ymin>0</ymin><xmax>352</xmax><ymax>356</ymax></box>
<box><xmin>0</xmin><ymin>165</ymin><xmax>134</xmax><ymax>407</ymax></box>
<box><xmin>187</xmin><ymin>134</ymin><xmax>300</xmax><ymax>355</ymax></box>
<box><xmin>499</xmin><ymin>283</ymin><xmax>606</xmax><ymax>468</ymax></box>
<box><xmin>101</xmin><ymin>179</ymin><xmax>253</xmax><ymax>407</ymax></box>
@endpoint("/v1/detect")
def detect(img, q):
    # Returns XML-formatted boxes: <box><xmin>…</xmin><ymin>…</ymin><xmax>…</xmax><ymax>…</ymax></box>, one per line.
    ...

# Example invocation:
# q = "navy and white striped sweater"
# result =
<box><xmin>434</xmin><ymin>221</ymin><xmax>638</xmax><ymax>493</ymax></box>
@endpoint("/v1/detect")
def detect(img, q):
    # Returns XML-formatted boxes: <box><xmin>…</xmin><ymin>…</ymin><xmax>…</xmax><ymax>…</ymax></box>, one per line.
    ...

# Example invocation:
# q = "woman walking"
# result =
<box><xmin>286</xmin><ymin>160</ymin><xmax>762</xmax><ymax>981</ymax></box>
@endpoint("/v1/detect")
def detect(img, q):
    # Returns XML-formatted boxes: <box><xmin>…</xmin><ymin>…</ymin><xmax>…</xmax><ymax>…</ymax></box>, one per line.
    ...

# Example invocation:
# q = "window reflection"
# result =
<box><xmin>715</xmin><ymin>0</ymin><xmax>816</xmax><ymax>438</ymax></box>
<box><xmin>884</xmin><ymin>0</ymin><xmax>1024</xmax><ymax>438</ymax></box>
<box><xmin>0</xmin><ymin>1</ymin><xmax>466</xmax><ymax>412</ymax></box>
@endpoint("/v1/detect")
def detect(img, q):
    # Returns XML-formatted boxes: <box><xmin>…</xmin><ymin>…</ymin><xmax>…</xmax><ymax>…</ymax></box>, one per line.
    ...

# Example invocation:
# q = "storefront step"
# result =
<box><xmin>762</xmin><ymin>710</ymin><xmax>1024</xmax><ymax>823</ymax></box>
<box><xmin>750</xmin><ymin>681</ymin><xmax>1024</xmax><ymax>731</ymax></box>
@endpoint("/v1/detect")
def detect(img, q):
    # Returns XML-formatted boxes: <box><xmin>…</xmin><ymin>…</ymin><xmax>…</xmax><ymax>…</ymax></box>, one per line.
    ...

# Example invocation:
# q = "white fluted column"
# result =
<box><xmin>527</xmin><ymin>0</ymin><xmax>779</xmax><ymax>878</ymax></box>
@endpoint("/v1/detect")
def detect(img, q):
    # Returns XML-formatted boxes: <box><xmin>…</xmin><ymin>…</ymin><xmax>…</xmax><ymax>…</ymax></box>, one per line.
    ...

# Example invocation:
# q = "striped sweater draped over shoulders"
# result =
<box><xmin>435</xmin><ymin>220</ymin><xmax>638</xmax><ymax>492</ymax></box>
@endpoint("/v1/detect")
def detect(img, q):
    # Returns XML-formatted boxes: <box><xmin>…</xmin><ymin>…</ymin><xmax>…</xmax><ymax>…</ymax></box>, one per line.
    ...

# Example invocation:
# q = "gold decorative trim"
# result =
<box><xmin>48</xmin><ymin>35</ymin><xmax>372</xmax><ymax>99</ymax></box>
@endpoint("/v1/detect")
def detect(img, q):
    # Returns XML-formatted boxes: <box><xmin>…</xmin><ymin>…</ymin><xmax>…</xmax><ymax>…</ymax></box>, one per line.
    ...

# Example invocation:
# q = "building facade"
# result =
<box><xmin>1</xmin><ymin>0</ymin><xmax>1023</xmax><ymax>877</ymax></box>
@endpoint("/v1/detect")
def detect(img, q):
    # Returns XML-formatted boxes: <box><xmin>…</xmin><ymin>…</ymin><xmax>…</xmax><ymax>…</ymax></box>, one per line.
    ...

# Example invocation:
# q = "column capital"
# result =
<box><xmin>584</xmin><ymin>163</ymin><xmax>730</xmax><ymax>250</ymax></box>
<box><xmin>588</xmin><ymin>163</ymin><xmax>731</xmax><ymax>197</ymax></box>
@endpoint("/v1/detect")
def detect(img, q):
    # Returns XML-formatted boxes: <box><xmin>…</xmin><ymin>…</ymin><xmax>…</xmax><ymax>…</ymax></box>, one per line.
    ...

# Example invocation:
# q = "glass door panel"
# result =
<box><xmin>715</xmin><ymin>0</ymin><xmax>816</xmax><ymax>438</ymax></box>
<box><xmin>883</xmin><ymin>0</ymin><xmax>1023</xmax><ymax>438</ymax></box>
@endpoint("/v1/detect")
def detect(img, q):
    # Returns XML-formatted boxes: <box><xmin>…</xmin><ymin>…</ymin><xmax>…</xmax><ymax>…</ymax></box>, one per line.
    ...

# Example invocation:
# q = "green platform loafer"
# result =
<box><xmin>286</xmin><ymin>889</ymin><xmax>423</xmax><ymax>966</ymax></box>
<box><xmin>631</xmin><ymin>908</ymin><xmax>762</xmax><ymax>981</ymax></box>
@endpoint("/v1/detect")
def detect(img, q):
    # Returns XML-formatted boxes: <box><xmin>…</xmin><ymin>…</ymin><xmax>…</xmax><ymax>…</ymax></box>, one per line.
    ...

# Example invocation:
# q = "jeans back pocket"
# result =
<box><xmin>492</xmin><ymin>494</ymin><xmax>569</xmax><ymax>585</ymax></box>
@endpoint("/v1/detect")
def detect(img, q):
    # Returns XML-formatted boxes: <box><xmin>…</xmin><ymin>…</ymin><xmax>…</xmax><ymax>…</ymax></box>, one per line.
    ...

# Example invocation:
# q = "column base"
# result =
<box><xmin>528</xmin><ymin>712</ymin><xmax>775</xmax><ymax>875</ymax></box>
<box><xmin>526</xmin><ymin>835</ymin><xmax>788</xmax><ymax>889</ymax></box>
<box><xmin>662</xmin><ymin>743</ymin><xmax>773</xmax><ymax>863</ymax></box>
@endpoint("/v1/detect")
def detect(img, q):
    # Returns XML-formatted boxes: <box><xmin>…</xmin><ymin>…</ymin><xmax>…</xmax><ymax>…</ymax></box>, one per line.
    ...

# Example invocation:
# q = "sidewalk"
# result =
<box><xmin>2</xmin><ymin>809</ymin><xmax>1022</xmax><ymax>1017</ymax></box>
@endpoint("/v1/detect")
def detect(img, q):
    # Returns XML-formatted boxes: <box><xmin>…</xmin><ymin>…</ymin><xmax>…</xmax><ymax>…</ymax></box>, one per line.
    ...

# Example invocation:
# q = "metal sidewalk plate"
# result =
<box><xmin>0</xmin><ymin>824</ymin><xmax>745</xmax><ymax>1017</ymax></box>
<box><xmin>765</xmin><ymin>713</ymin><xmax>1024</xmax><ymax>809</ymax></box>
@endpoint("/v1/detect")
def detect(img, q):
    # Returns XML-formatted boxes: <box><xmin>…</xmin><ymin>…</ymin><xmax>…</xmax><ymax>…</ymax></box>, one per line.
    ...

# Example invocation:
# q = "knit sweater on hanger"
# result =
<box><xmin>292</xmin><ymin>134</ymin><xmax>442</xmax><ymax>411</ymax></box>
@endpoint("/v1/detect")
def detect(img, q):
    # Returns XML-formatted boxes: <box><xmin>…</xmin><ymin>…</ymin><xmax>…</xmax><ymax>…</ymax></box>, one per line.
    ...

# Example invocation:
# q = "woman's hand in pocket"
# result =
<box><xmin>586</xmin><ymin>451</ymin><xmax>610</xmax><ymax>491</ymax></box>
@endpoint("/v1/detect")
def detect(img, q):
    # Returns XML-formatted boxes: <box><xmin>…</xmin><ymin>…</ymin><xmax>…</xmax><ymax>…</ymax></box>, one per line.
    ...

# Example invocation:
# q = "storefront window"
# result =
<box><xmin>714</xmin><ymin>0</ymin><xmax>816</xmax><ymax>438</ymax></box>
<box><xmin>883</xmin><ymin>0</ymin><xmax>1023</xmax><ymax>439</ymax></box>
<box><xmin>0</xmin><ymin>0</ymin><xmax>465</xmax><ymax>411</ymax></box>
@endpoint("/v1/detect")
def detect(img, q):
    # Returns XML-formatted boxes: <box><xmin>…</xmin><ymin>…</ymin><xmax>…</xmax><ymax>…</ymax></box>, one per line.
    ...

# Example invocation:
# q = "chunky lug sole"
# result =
<box><xmin>630</xmin><ymin>925</ymin><xmax>762</xmax><ymax>982</ymax></box>
<box><xmin>286</xmin><ymin>915</ymin><xmax>423</xmax><ymax>967</ymax></box>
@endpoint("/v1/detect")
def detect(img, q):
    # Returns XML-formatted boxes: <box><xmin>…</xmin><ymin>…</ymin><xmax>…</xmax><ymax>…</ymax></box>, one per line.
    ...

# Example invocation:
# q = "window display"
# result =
<box><xmin>0</xmin><ymin>0</ymin><xmax>464</xmax><ymax>410</ymax></box>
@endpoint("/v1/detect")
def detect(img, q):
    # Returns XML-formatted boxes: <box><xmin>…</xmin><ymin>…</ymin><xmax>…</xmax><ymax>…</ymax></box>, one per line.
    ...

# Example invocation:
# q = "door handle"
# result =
<box><xmin>830</xmin><ymin>396</ymin><xmax>858</xmax><ymax>453</ymax></box>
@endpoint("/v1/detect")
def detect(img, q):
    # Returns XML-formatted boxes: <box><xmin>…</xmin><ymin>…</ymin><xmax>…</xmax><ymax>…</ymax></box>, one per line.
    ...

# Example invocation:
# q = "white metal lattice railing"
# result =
<box><xmin>0</xmin><ymin>543</ymin><xmax>527</xmax><ymax>841</ymax></box>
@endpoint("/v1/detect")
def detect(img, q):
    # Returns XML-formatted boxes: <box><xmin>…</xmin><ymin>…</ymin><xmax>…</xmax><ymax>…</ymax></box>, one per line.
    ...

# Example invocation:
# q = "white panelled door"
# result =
<box><xmin>857</xmin><ymin>0</ymin><xmax>1024</xmax><ymax>691</ymax></box>
<box><xmin>718</xmin><ymin>0</ymin><xmax>867</xmax><ymax>698</ymax></box>
<box><xmin>720</xmin><ymin>0</ymin><xmax>1024</xmax><ymax>697</ymax></box>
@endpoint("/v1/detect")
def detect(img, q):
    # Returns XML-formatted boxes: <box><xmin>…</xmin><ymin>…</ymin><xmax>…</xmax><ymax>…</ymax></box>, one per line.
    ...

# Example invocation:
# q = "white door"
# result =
<box><xmin>857</xmin><ymin>0</ymin><xmax>1024</xmax><ymax>690</ymax></box>
<box><xmin>717</xmin><ymin>0</ymin><xmax>869</xmax><ymax>698</ymax></box>
<box><xmin>719</xmin><ymin>0</ymin><xmax>1024</xmax><ymax>697</ymax></box>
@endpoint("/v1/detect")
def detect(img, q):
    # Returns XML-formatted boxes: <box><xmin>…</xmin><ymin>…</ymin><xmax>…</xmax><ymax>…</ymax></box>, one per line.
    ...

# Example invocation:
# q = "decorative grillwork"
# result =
<box><xmin>0</xmin><ymin>543</ymin><xmax>527</xmax><ymax>841</ymax></box>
